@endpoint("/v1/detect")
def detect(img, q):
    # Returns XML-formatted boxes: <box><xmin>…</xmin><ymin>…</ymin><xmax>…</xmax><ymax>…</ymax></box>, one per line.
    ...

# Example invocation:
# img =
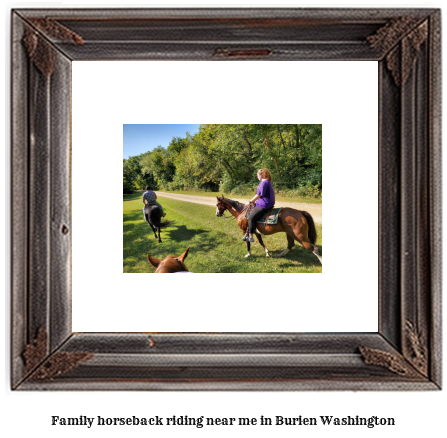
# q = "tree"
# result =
<box><xmin>123</xmin><ymin>152</ymin><xmax>155</xmax><ymax>193</ymax></box>
<box><xmin>140</xmin><ymin>146</ymin><xmax>175</xmax><ymax>188</ymax></box>
<box><xmin>124</xmin><ymin>124</ymin><xmax>322</xmax><ymax>195</ymax></box>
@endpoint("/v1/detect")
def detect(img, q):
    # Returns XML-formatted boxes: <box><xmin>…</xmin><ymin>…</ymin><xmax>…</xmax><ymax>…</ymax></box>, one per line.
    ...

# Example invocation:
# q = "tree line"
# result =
<box><xmin>123</xmin><ymin>124</ymin><xmax>322</xmax><ymax>197</ymax></box>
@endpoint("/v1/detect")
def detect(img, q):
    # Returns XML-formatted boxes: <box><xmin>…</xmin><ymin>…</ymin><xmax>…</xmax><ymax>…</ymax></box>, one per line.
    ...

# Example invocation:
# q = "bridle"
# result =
<box><xmin>216</xmin><ymin>198</ymin><xmax>250</xmax><ymax>220</ymax></box>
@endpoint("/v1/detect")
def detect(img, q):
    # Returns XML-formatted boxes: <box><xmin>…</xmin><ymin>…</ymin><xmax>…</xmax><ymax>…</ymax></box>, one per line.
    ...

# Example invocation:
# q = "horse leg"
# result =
<box><xmin>149</xmin><ymin>222</ymin><xmax>158</xmax><ymax>240</ymax></box>
<box><xmin>254</xmin><ymin>232</ymin><xmax>270</xmax><ymax>257</ymax></box>
<box><xmin>281</xmin><ymin>215</ymin><xmax>322</xmax><ymax>265</ymax></box>
<box><xmin>244</xmin><ymin>241</ymin><xmax>251</xmax><ymax>258</ymax></box>
<box><xmin>277</xmin><ymin>234</ymin><xmax>295</xmax><ymax>258</ymax></box>
<box><xmin>297</xmin><ymin>235</ymin><xmax>322</xmax><ymax>265</ymax></box>
<box><xmin>302</xmin><ymin>240</ymin><xmax>322</xmax><ymax>265</ymax></box>
<box><xmin>312</xmin><ymin>244</ymin><xmax>322</xmax><ymax>265</ymax></box>
<box><xmin>157</xmin><ymin>226</ymin><xmax>162</xmax><ymax>243</ymax></box>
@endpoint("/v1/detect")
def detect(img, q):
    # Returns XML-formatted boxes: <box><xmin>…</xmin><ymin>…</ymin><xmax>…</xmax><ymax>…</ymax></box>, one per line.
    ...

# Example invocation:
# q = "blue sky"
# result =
<box><xmin>123</xmin><ymin>124</ymin><xmax>201</xmax><ymax>158</ymax></box>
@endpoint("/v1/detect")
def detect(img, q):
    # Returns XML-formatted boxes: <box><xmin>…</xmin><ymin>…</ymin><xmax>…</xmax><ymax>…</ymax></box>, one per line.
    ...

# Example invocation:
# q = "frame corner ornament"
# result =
<box><xmin>22</xmin><ymin>17</ymin><xmax>84</xmax><ymax>76</ymax></box>
<box><xmin>404</xmin><ymin>320</ymin><xmax>428</xmax><ymax>377</ymax></box>
<box><xmin>367</xmin><ymin>17</ymin><xmax>429</xmax><ymax>86</ymax></box>
<box><xmin>23</xmin><ymin>327</ymin><xmax>48</xmax><ymax>373</ymax></box>
<box><xmin>359</xmin><ymin>345</ymin><xmax>424</xmax><ymax>380</ymax></box>
<box><xmin>23</xmin><ymin>328</ymin><xmax>94</xmax><ymax>382</ymax></box>
<box><xmin>27</xmin><ymin>352</ymin><xmax>94</xmax><ymax>381</ymax></box>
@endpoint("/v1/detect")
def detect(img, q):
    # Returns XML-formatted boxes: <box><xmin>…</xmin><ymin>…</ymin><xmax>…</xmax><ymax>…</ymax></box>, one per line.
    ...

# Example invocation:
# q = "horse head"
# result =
<box><xmin>147</xmin><ymin>247</ymin><xmax>190</xmax><ymax>273</ymax></box>
<box><xmin>215</xmin><ymin>194</ymin><xmax>227</xmax><ymax>217</ymax></box>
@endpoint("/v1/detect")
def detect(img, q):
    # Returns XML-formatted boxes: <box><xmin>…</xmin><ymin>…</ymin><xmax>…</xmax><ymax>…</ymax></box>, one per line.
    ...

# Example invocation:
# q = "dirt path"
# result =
<box><xmin>157</xmin><ymin>192</ymin><xmax>322</xmax><ymax>225</ymax></box>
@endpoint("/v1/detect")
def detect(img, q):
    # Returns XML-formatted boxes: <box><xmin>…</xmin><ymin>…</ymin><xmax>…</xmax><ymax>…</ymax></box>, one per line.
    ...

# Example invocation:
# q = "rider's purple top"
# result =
<box><xmin>256</xmin><ymin>180</ymin><xmax>275</xmax><ymax>209</ymax></box>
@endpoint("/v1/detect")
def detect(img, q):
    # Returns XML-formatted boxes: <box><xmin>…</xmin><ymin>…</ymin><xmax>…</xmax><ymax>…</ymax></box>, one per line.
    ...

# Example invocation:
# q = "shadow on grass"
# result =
<box><xmin>270</xmin><ymin>244</ymin><xmax>323</xmax><ymax>268</ymax></box>
<box><xmin>216</xmin><ymin>232</ymin><xmax>323</xmax><ymax>269</ymax></box>
<box><xmin>167</xmin><ymin>224</ymin><xmax>207</xmax><ymax>242</ymax></box>
<box><xmin>123</xmin><ymin>213</ymin><xmax>214</xmax><ymax>272</ymax></box>
<box><xmin>156</xmin><ymin>225</ymin><xmax>214</xmax><ymax>257</ymax></box>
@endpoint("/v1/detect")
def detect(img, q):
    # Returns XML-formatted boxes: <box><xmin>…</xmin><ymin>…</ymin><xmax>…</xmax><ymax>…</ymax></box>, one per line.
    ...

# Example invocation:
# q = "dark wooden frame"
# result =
<box><xmin>11</xmin><ymin>8</ymin><xmax>441</xmax><ymax>390</ymax></box>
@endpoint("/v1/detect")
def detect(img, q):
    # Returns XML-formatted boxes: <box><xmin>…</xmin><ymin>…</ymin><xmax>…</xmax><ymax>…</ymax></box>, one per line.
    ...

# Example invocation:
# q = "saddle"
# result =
<box><xmin>257</xmin><ymin>207</ymin><xmax>282</xmax><ymax>224</ymax></box>
<box><xmin>244</xmin><ymin>204</ymin><xmax>282</xmax><ymax>225</ymax></box>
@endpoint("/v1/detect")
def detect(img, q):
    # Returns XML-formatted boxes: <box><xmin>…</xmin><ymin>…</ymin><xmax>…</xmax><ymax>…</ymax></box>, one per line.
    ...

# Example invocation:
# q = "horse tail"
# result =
<box><xmin>150</xmin><ymin>216</ymin><xmax>170</xmax><ymax>228</ymax></box>
<box><xmin>302</xmin><ymin>211</ymin><xmax>317</xmax><ymax>245</ymax></box>
<box><xmin>148</xmin><ymin>207</ymin><xmax>170</xmax><ymax>228</ymax></box>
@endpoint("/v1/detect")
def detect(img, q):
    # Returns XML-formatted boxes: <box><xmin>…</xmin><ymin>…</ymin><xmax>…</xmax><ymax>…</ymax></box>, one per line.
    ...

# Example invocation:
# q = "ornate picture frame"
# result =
<box><xmin>11</xmin><ymin>8</ymin><xmax>441</xmax><ymax>390</ymax></box>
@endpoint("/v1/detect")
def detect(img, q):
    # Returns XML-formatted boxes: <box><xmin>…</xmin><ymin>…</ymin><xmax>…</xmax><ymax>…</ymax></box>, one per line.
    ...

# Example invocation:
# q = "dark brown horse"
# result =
<box><xmin>144</xmin><ymin>204</ymin><xmax>169</xmax><ymax>243</ymax></box>
<box><xmin>147</xmin><ymin>247</ymin><xmax>191</xmax><ymax>273</ymax></box>
<box><xmin>215</xmin><ymin>195</ymin><xmax>322</xmax><ymax>264</ymax></box>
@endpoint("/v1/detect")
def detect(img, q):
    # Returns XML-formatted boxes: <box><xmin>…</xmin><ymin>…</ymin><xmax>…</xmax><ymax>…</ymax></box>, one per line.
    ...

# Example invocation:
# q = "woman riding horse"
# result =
<box><xmin>216</xmin><ymin>180</ymin><xmax>322</xmax><ymax>264</ymax></box>
<box><xmin>244</xmin><ymin>168</ymin><xmax>275</xmax><ymax>242</ymax></box>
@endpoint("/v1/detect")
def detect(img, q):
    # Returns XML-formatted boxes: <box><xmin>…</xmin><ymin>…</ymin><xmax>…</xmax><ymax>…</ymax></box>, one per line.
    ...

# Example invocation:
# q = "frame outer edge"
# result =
<box><xmin>428</xmin><ymin>10</ymin><xmax>442</xmax><ymax>388</ymax></box>
<box><xmin>412</xmin><ymin>22</ymin><xmax>430</xmax><ymax>377</ymax></box>
<box><xmin>12</xmin><ymin>7</ymin><xmax>438</xmax><ymax>20</ymax></box>
<box><xmin>10</xmin><ymin>7</ymin><xmax>441</xmax><ymax>391</ymax></box>
<box><xmin>16</xmin><ymin>378</ymin><xmax>440</xmax><ymax>392</ymax></box>
<box><xmin>11</xmin><ymin>12</ymin><xmax>29</xmax><ymax>388</ymax></box>
<box><xmin>399</xmin><ymin>18</ymin><xmax>436</xmax><ymax>380</ymax></box>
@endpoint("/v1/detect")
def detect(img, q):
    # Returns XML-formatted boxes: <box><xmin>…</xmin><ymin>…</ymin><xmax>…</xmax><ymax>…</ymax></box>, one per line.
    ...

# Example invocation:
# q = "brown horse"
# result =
<box><xmin>147</xmin><ymin>247</ymin><xmax>191</xmax><ymax>273</ymax></box>
<box><xmin>215</xmin><ymin>195</ymin><xmax>322</xmax><ymax>264</ymax></box>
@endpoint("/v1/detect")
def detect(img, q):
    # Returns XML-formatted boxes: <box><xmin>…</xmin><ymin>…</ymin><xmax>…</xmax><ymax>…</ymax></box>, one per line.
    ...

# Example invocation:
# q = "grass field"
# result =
<box><xmin>123</xmin><ymin>193</ymin><xmax>323</xmax><ymax>273</ymax></box>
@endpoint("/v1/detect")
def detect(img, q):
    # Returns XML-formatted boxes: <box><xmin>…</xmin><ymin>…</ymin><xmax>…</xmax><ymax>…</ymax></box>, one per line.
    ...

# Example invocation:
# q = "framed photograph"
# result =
<box><xmin>11</xmin><ymin>8</ymin><xmax>441</xmax><ymax>390</ymax></box>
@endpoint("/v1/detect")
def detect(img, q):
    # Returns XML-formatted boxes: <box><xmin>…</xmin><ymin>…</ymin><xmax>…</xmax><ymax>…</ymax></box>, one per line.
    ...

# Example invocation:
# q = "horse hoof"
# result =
<box><xmin>244</xmin><ymin>253</ymin><xmax>251</xmax><ymax>258</ymax></box>
<box><xmin>266</xmin><ymin>253</ymin><xmax>270</xmax><ymax>258</ymax></box>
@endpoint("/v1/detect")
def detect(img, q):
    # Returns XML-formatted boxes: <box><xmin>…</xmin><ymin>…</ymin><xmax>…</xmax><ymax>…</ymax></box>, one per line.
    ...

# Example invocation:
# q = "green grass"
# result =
<box><xmin>124</xmin><ymin>192</ymin><xmax>322</xmax><ymax>273</ymax></box>
<box><xmin>158</xmin><ymin>189</ymin><xmax>322</xmax><ymax>204</ymax></box>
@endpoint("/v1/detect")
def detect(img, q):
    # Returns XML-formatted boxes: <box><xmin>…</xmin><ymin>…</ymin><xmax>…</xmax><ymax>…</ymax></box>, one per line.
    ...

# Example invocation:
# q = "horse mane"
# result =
<box><xmin>222</xmin><ymin>197</ymin><xmax>245</xmax><ymax>212</ymax></box>
<box><xmin>156</xmin><ymin>256</ymin><xmax>189</xmax><ymax>273</ymax></box>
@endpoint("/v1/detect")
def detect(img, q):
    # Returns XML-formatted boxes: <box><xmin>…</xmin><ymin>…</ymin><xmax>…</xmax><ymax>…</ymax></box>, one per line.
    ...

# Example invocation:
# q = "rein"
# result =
<box><xmin>222</xmin><ymin>212</ymin><xmax>236</xmax><ymax>220</ymax></box>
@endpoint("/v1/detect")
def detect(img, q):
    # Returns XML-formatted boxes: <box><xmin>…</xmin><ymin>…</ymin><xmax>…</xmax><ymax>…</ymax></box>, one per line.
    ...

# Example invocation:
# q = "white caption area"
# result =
<box><xmin>72</xmin><ymin>61</ymin><xmax>378</xmax><ymax>332</ymax></box>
